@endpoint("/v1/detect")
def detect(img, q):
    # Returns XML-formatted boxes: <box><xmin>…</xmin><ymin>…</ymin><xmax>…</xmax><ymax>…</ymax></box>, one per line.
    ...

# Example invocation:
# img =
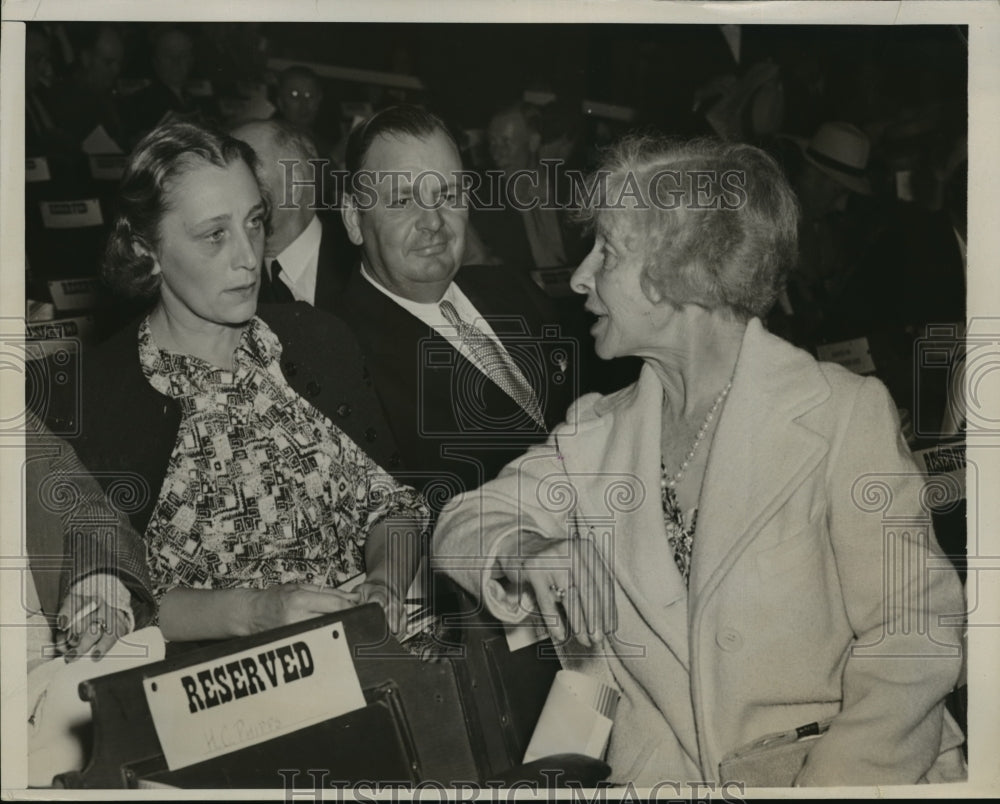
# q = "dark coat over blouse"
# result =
<box><xmin>36</xmin><ymin>303</ymin><xmax>402</xmax><ymax>536</ymax></box>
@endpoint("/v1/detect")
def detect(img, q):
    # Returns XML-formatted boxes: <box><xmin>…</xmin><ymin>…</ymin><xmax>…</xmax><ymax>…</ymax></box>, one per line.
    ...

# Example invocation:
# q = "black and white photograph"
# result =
<box><xmin>1</xmin><ymin>0</ymin><xmax>998</xmax><ymax>798</ymax></box>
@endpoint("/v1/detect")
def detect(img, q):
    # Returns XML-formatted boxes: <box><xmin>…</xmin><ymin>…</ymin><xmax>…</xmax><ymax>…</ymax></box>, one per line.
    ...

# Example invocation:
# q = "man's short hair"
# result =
<box><xmin>278</xmin><ymin>65</ymin><xmax>322</xmax><ymax>90</ymax></box>
<box><xmin>235</xmin><ymin>118</ymin><xmax>319</xmax><ymax>162</ymax></box>
<box><xmin>344</xmin><ymin>104</ymin><xmax>459</xmax><ymax>184</ymax></box>
<box><xmin>150</xmin><ymin>24</ymin><xmax>194</xmax><ymax>54</ymax></box>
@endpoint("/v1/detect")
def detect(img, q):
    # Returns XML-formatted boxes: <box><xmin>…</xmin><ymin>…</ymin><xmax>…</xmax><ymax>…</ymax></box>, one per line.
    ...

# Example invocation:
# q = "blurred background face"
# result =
<box><xmin>25</xmin><ymin>31</ymin><xmax>54</xmax><ymax>92</ymax></box>
<box><xmin>796</xmin><ymin>161</ymin><xmax>849</xmax><ymax>219</ymax></box>
<box><xmin>152</xmin><ymin>159</ymin><xmax>267</xmax><ymax>328</ymax></box>
<box><xmin>153</xmin><ymin>29</ymin><xmax>195</xmax><ymax>91</ymax></box>
<box><xmin>488</xmin><ymin>110</ymin><xmax>537</xmax><ymax>174</ymax></box>
<box><xmin>231</xmin><ymin>123</ymin><xmax>313</xmax><ymax>256</ymax></box>
<box><xmin>348</xmin><ymin>130</ymin><xmax>467</xmax><ymax>301</ymax></box>
<box><xmin>82</xmin><ymin>28</ymin><xmax>124</xmax><ymax>94</ymax></box>
<box><xmin>277</xmin><ymin>73</ymin><xmax>323</xmax><ymax>129</ymax></box>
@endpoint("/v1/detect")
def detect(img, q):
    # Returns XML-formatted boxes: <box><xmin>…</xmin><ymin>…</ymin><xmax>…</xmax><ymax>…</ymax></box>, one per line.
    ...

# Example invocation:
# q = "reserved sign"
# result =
<box><xmin>914</xmin><ymin>441</ymin><xmax>966</xmax><ymax>504</ymax></box>
<box><xmin>48</xmin><ymin>278</ymin><xmax>104</xmax><ymax>311</ymax></box>
<box><xmin>88</xmin><ymin>154</ymin><xmax>127</xmax><ymax>181</ymax></box>
<box><xmin>142</xmin><ymin>621</ymin><xmax>365</xmax><ymax>770</ymax></box>
<box><xmin>39</xmin><ymin>199</ymin><xmax>103</xmax><ymax>229</ymax></box>
<box><xmin>25</xmin><ymin>315</ymin><xmax>95</xmax><ymax>343</ymax></box>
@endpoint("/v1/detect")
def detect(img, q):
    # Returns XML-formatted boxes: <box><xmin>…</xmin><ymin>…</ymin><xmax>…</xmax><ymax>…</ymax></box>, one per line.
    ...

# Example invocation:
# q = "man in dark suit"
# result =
<box><xmin>333</xmin><ymin>107</ymin><xmax>599</xmax><ymax>733</ymax></box>
<box><xmin>232</xmin><ymin>119</ymin><xmax>354</xmax><ymax>310</ymax></box>
<box><xmin>474</xmin><ymin>101</ymin><xmax>590</xmax><ymax>274</ymax></box>
<box><xmin>25</xmin><ymin>25</ymin><xmax>75</xmax><ymax>156</ymax></box>
<box><xmin>47</xmin><ymin>23</ymin><xmax>126</xmax><ymax>151</ymax></box>
<box><xmin>334</xmin><ymin>105</ymin><xmax>578</xmax><ymax>505</ymax></box>
<box><xmin>122</xmin><ymin>26</ymin><xmax>201</xmax><ymax>147</ymax></box>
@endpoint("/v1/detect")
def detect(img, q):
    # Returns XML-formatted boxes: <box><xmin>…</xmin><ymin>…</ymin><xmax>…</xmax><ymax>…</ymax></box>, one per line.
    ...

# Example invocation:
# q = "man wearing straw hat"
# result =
<box><xmin>769</xmin><ymin>121</ymin><xmax>878</xmax><ymax>347</ymax></box>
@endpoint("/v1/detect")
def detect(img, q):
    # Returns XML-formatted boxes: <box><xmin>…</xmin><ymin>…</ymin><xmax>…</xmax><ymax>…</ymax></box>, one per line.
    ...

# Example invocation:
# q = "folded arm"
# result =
<box><xmin>433</xmin><ymin>440</ymin><xmax>615</xmax><ymax>647</ymax></box>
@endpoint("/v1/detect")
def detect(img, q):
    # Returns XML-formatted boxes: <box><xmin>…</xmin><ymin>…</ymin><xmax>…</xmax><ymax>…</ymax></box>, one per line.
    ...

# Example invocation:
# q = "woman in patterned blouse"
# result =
<box><xmin>433</xmin><ymin>137</ymin><xmax>965</xmax><ymax>785</ymax></box>
<box><xmin>73</xmin><ymin>121</ymin><xmax>428</xmax><ymax>643</ymax></box>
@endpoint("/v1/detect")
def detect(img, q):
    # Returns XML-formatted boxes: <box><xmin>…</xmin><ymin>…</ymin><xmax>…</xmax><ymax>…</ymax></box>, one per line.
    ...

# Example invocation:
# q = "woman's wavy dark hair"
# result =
<box><xmin>103</xmin><ymin>121</ymin><xmax>269</xmax><ymax>299</ymax></box>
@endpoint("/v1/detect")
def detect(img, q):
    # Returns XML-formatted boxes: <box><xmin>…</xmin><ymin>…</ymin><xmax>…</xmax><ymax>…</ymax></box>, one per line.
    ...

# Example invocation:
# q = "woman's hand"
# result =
<box><xmin>354</xmin><ymin>579</ymin><xmax>406</xmax><ymax>636</ymax></box>
<box><xmin>55</xmin><ymin>589</ymin><xmax>131</xmax><ymax>662</ymax></box>
<box><xmin>360</xmin><ymin>517</ymin><xmax>423</xmax><ymax>638</ymax></box>
<box><xmin>247</xmin><ymin>584</ymin><xmax>361</xmax><ymax>634</ymax></box>
<box><xmin>495</xmin><ymin>530</ymin><xmax>616</xmax><ymax>648</ymax></box>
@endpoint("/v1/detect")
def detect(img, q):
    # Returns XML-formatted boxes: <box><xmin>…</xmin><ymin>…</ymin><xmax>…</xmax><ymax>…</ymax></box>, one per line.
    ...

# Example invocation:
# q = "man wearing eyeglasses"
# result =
<box><xmin>274</xmin><ymin>65</ymin><xmax>334</xmax><ymax>161</ymax></box>
<box><xmin>276</xmin><ymin>66</ymin><xmax>323</xmax><ymax>126</ymax></box>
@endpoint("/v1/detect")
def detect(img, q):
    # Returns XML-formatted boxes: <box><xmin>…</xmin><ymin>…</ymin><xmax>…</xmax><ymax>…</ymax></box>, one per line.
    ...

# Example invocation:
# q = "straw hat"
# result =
<box><xmin>798</xmin><ymin>121</ymin><xmax>873</xmax><ymax>195</ymax></box>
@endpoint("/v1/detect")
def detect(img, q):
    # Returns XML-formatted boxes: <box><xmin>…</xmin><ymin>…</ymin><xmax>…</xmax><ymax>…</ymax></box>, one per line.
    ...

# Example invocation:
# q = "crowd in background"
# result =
<box><xmin>23</xmin><ymin>18</ymin><xmax>968</xmax><ymax>510</ymax></box>
<box><xmin>24</xmin><ymin>22</ymin><xmax>967</xmax><ymax>285</ymax></box>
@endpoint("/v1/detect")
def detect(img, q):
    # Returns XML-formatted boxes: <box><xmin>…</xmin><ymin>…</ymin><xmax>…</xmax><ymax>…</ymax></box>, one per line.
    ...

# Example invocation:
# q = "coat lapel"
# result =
<box><xmin>689</xmin><ymin>319</ymin><xmax>832</xmax><ymax>604</ymax></box>
<box><xmin>449</xmin><ymin>270</ymin><xmax>552</xmax><ymax>431</ymax></box>
<box><xmin>345</xmin><ymin>270</ymin><xmax>545</xmax><ymax>427</ymax></box>
<box><xmin>557</xmin><ymin>366</ymin><xmax>692</xmax><ymax>667</ymax></box>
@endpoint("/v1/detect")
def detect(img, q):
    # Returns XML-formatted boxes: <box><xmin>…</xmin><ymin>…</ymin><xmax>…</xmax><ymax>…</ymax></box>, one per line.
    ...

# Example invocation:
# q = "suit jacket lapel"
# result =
<box><xmin>346</xmin><ymin>271</ymin><xmax>539</xmax><ymax>422</ymax></box>
<box><xmin>343</xmin><ymin>269</ymin><xmax>430</xmax><ymax>354</ymax></box>
<box><xmin>313</xmin><ymin>223</ymin><xmax>352</xmax><ymax>312</ymax></box>
<box><xmin>689</xmin><ymin>319</ymin><xmax>832</xmax><ymax>604</ymax></box>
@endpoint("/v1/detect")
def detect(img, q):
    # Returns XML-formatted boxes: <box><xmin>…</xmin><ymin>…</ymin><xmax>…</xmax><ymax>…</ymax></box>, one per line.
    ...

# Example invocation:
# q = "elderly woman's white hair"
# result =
<box><xmin>577</xmin><ymin>135</ymin><xmax>800</xmax><ymax>321</ymax></box>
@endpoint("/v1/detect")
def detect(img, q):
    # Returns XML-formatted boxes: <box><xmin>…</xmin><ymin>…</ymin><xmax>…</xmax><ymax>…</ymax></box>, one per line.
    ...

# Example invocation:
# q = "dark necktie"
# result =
<box><xmin>263</xmin><ymin>259</ymin><xmax>295</xmax><ymax>303</ymax></box>
<box><xmin>439</xmin><ymin>299</ymin><xmax>546</xmax><ymax>428</ymax></box>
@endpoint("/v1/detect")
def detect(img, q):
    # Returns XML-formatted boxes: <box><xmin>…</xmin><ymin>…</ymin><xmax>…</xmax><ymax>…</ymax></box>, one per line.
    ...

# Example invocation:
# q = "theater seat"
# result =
<box><xmin>52</xmin><ymin>603</ymin><xmax>611</xmax><ymax>790</ymax></box>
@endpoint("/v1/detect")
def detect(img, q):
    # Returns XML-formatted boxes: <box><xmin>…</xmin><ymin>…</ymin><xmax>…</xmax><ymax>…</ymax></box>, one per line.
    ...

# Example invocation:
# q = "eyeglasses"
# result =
<box><xmin>285</xmin><ymin>89</ymin><xmax>317</xmax><ymax>100</ymax></box>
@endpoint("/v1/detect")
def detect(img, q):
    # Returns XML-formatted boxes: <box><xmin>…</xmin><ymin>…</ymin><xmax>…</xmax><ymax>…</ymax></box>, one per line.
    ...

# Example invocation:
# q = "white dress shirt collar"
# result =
<box><xmin>359</xmin><ymin>263</ymin><xmax>503</xmax><ymax>346</ymax></box>
<box><xmin>268</xmin><ymin>215</ymin><xmax>323</xmax><ymax>305</ymax></box>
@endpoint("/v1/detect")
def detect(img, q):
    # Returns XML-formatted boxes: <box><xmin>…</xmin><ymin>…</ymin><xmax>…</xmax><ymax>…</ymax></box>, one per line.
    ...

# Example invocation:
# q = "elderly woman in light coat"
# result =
<box><xmin>433</xmin><ymin>137</ymin><xmax>965</xmax><ymax>787</ymax></box>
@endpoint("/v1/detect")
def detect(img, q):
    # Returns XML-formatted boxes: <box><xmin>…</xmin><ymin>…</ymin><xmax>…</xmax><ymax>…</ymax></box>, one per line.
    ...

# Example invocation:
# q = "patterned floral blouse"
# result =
<box><xmin>660</xmin><ymin>465</ymin><xmax>698</xmax><ymax>585</ymax></box>
<box><xmin>139</xmin><ymin>317</ymin><xmax>428</xmax><ymax>602</ymax></box>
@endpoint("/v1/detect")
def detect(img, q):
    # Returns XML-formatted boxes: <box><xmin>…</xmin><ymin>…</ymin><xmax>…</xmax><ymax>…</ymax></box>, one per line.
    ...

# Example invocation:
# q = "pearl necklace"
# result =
<box><xmin>661</xmin><ymin>380</ymin><xmax>733</xmax><ymax>490</ymax></box>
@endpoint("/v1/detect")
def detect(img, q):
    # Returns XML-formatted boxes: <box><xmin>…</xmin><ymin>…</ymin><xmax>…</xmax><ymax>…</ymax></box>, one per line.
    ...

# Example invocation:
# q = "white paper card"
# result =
<box><xmin>504</xmin><ymin>615</ymin><xmax>549</xmax><ymax>652</ymax></box>
<box><xmin>25</xmin><ymin>157</ymin><xmax>51</xmax><ymax>183</ymax></box>
<box><xmin>914</xmin><ymin>441</ymin><xmax>967</xmax><ymax>503</ymax></box>
<box><xmin>25</xmin><ymin>315</ymin><xmax>96</xmax><ymax>347</ymax></box>
<box><xmin>28</xmin><ymin>628</ymin><xmax>167</xmax><ymax>787</ymax></box>
<box><xmin>88</xmin><ymin>154</ymin><xmax>127</xmax><ymax>181</ymax></box>
<box><xmin>48</xmin><ymin>278</ymin><xmax>104</xmax><ymax>311</ymax></box>
<box><xmin>816</xmin><ymin>337</ymin><xmax>877</xmax><ymax>375</ymax></box>
<box><xmin>523</xmin><ymin>669</ymin><xmax>620</xmax><ymax>764</ymax></box>
<box><xmin>896</xmin><ymin>169</ymin><xmax>914</xmax><ymax>202</ymax></box>
<box><xmin>40</xmin><ymin>199</ymin><xmax>103</xmax><ymax>229</ymax></box>
<box><xmin>81</xmin><ymin>124</ymin><xmax>123</xmax><ymax>155</ymax></box>
<box><xmin>143</xmin><ymin>621</ymin><xmax>365</xmax><ymax>770</ymax></box>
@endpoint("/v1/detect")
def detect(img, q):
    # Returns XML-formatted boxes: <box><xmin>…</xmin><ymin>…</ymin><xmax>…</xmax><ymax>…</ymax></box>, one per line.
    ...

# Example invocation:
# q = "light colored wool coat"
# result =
<box><xmin>434</xmin><ymin>318</ymin><xmax>965</xmax><ymax>786</ymax></box>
